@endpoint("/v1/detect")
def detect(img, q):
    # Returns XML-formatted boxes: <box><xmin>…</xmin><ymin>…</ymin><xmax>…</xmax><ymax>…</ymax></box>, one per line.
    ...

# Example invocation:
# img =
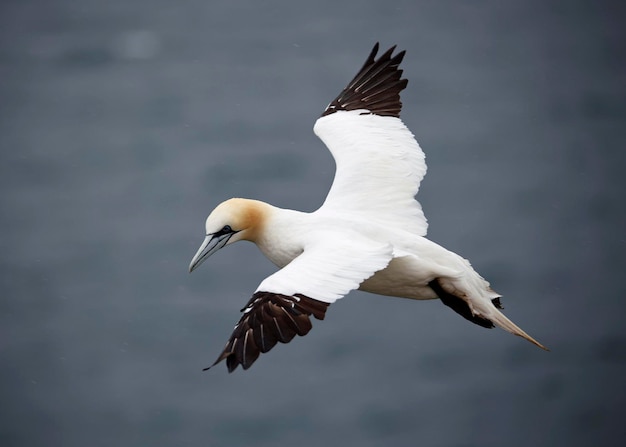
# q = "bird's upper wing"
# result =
<box><xmin>314</xmin><ymin>43</ymin><xmax>428</xmax><ymax>236</ymax></box>
<box><xmin>207</xmin><ymin>234</ymin><xmax>393</xmax><ymax>372</ymax></box>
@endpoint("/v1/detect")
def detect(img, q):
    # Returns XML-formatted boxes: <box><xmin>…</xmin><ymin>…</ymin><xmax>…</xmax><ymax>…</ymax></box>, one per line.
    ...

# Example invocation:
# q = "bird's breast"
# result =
<box><xmin>255</xmin><ymin>233</ymin><xmax>304</xmax><ymax>269</ymax></box>
<box><xmin>359</xmin><ymin>256</ymin><xmax>440</xmax><ymax>300</ymax></box>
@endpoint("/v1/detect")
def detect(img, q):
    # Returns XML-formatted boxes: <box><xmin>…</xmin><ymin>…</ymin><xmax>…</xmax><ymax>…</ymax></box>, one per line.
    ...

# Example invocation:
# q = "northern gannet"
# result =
<box><xmin>189</xmin><ymin>43</ymin><xmax>548</xmax><ymax>372</ymax></box>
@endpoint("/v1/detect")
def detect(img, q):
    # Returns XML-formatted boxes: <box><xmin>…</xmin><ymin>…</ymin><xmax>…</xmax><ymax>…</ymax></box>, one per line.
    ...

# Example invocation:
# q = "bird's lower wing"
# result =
<box><xmin>208</xmin><ymin>235</ymin><xmax>393</xmax><ymax>372</ymax></box>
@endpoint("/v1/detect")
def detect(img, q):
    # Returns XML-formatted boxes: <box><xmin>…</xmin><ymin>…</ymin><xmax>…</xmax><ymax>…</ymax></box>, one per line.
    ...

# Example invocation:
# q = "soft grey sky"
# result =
<box><xmin>1</xmin><ymin>1</ymin><xmax>625</xmax><ymax>446</ymax></box>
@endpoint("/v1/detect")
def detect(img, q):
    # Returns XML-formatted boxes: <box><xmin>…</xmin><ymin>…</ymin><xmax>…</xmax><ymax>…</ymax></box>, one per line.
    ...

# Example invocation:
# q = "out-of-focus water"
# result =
<box><xmin>1</xmin><ymin>1</ymin><xmax>625</xmax><ymax>446</ymax></box>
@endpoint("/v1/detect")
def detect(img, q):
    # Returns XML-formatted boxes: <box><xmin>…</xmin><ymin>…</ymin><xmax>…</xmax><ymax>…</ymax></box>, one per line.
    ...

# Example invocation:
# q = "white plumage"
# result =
<box><xmin>315</xmin><ymin>112</ymin><xmax>428</xmax><ymax>236</ymax></box>
<box><xmin>189</xmin><ymin>43</ymin><xmax>547</xmax><ymax>372</ymax></box>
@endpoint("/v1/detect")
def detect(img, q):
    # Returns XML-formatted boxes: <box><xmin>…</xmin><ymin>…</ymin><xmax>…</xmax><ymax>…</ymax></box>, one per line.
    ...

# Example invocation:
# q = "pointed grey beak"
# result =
<box><xmin>188</xmin><ymin>233</ymin><xmax>231</xmax><ymax>273</ymax></box>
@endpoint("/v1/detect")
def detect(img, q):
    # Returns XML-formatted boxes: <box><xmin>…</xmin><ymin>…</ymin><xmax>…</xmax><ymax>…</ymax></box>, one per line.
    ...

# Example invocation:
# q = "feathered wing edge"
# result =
<box><xmin>322</xmin><ymin>42</ymin><xmax>408</xmax><ymax>118</ymax></box>
<box><xmin>205</xmin><ymin>292</ymin><xmax>329</xmax><ymax>372</ymax></box>
<box><xmin>206</xmin><ymin>236</ymin><xmax>394</xmax><ymax>372</ymax></box>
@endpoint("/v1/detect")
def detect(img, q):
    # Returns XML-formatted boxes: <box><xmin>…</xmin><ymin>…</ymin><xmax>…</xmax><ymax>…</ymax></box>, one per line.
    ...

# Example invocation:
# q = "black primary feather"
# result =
<box><xmin>206</xmin><ymin>292</ymin><xmax>329</xmax><ymax>372</ymax></box>
<box><xmin>321</xmin><ymin>42</ymin><xmax>408</xmax><ymax>118</ymax></box>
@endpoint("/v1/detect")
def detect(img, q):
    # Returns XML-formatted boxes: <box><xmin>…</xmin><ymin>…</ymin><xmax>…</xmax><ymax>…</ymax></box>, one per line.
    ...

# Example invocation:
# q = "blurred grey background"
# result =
<box><xmin>1</xmin><ymin>0</ymin><xmax>625</xmax><ymax>446</ymax></box>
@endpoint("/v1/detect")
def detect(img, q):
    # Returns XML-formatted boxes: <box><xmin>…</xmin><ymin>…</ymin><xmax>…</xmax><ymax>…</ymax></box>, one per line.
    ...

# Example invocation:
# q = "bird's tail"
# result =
<box><xmin>429</xmin><ymin>278</ymin><xmax>549</xmax><ymax>351</ymax></box>
<box><xmin>487</xmin><ymin>306</ymin><xmax>549</xmax><ymax>351</ymax></box>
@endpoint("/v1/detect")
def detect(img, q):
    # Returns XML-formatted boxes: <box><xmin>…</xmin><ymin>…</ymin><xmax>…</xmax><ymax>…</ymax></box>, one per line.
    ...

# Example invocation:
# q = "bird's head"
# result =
<box><xmin>189</xmin><ymin>198</ymin><xmax>267</xmax><ymax>273</ymax></box>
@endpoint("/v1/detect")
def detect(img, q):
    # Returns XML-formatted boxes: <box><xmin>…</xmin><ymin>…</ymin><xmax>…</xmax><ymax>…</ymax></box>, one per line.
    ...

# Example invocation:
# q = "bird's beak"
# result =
<box><xmin>188</xmin><ymin>233</ymin><xmax>231</xmax><ymax>273</ymax></box>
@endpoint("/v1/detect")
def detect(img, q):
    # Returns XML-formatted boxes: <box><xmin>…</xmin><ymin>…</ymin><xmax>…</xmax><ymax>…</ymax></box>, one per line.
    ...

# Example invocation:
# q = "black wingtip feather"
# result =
<box><xmin>322</xmin><ymin>43</ymin><xmax>408</xmax><ymax>118</ymax></box>
<box><xmin>208</xmin><ymin>292</ymin><xmax>330</xmax><ymax>373</ymax></box>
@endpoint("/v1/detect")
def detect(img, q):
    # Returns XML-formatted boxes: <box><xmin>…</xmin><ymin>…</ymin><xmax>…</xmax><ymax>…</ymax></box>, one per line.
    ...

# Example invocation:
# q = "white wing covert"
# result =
<box><xmin>257</xmin><ymin>233</ymin><xmax>393</xmax><ymax>303</ymax></box>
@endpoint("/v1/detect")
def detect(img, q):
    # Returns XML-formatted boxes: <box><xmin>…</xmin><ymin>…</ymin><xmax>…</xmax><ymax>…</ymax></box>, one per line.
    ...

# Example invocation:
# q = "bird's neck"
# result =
<box><xmin>253</xmin><ymin>205</ymin><xmax>310</xmax><ymax>268</ymax></box>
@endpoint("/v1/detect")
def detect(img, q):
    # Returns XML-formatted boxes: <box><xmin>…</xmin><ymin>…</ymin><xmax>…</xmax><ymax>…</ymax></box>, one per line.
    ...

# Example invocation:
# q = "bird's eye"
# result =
<box><xmin>214</xmin><ymin>225</ymin><xmax>232</xmax><ymax>236</ymax></box>
<box><xmin>210</xmin><ymin>225</ymin><xmax>234</xmax><ymax>237</ymax></box>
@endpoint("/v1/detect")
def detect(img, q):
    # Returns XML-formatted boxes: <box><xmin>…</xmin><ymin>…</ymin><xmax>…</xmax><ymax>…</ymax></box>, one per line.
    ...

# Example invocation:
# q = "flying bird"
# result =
<box><xmin>189</xmin><ymin>43</ymin><xmax>548</xmax><ymax>372</ymax></box>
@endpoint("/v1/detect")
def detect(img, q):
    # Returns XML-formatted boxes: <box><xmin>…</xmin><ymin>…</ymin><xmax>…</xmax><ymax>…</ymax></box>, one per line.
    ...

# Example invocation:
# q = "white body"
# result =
<box><xmin>191</xmin><ymin>45</ymin><xmax>547</xmax><ymax>373</ymax></box>
<box><xmin>255</xmin><ymin>204</ymin><xmax>493</xmax><ymax>305</ymax></box>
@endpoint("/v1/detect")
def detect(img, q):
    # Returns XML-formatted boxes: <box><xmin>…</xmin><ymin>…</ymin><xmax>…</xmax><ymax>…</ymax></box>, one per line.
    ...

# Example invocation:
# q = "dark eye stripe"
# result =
<box><xmin>214</xmin><ymin>225</ymin><xmax>233</xmax><ymax>237</ymax></box>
